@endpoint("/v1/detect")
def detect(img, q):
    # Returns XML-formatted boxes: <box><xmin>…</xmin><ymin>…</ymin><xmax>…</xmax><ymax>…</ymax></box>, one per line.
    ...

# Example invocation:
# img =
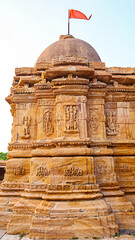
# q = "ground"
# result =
<box><xmin>0</xmin><ymin>230</ymin><xmax>135</xmax><ymax>240</ymax></box>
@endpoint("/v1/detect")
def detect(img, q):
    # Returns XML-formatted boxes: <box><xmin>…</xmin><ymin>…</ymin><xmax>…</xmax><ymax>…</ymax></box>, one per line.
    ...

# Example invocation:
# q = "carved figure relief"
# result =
<box><xmin>64</xmin><ymin>105</ymin><xmax>78</xmax><ymax>132</ymax></box>
<box><xmin>106</xmin><ymin>111</ymin><xmax>117</xmax><ymax>136</ymax></box>
<box><xmin>89</xmin><ymin>110</ymin><xmax>99</xmax><ymax>133</ymax></box>
<box><xmin>36</xmin><ymin>166</ymin><xmax>50</xmax><ymax>177</ymax></box>
<box><xmin>21</xmin><ymin>115</ymin><xmax>31</xmax><ymax>139</ymax></box>
<box><xmin>14</xmin><ymin>166</ymin><xmax>25</xmax><ymax>175</ymax></box>
<box><xmin>64</xmin><ymin>165</ymin><xmax>83</xmax><ymax>177</ymax></box>
<box><xmin>43</xmin><ymin>109</ymin><xmax>54</xmax><ymax>135</ymax></box>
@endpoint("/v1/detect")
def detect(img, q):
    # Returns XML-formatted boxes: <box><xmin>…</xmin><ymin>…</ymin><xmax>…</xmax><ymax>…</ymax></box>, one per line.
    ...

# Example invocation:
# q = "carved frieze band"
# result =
<box><xmin>1</xmin><ymin>182</ymin><xmax>99</xmax><ymax>193</ymax></box>
<box><xmin>26</xmin><ymin>183</ymin><xmax>99</xmax><ymax>192</ymax></box>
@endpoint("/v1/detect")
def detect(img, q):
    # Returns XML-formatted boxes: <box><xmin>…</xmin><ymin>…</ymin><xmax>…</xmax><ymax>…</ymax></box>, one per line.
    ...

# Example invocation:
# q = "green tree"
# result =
<box><xmin>0</xmin><ymin>152</ymin><xmax>7</xmax><ymax>160</ymax></box>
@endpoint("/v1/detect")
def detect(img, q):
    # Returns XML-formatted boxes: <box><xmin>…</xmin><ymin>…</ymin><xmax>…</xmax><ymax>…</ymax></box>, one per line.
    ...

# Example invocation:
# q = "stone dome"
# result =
<box><xmin>35</xmin><ymin>35</ymin><xmax>101</xmax><ymax>66</ymax></box>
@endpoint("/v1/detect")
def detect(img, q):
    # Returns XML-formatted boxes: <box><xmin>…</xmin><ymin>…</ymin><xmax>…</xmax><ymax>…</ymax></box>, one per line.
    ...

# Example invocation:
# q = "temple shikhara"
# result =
<box><xmin>0</xmin><ymin>34</ymin><xmax>135</xmax><ymax>239</ymax></box>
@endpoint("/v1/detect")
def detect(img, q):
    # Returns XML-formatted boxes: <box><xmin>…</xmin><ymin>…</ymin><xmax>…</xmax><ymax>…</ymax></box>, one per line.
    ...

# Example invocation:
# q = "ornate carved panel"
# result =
<box><xmin>64</xmin><ymin>105</ymin><xmax>78</xmax><ymax>132</ymax></box>
<box><xmin>115</xmin><ymin>164</ymin><xmax>131</xmax><ymax>174</ymax></box>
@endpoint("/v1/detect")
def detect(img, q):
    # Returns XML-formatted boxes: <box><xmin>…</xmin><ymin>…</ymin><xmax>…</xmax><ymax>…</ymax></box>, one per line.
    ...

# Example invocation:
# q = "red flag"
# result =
<box><xmin>69</xmin><ymin>9</ymin><xmax>92</xmax><ymax>20</ymax></box>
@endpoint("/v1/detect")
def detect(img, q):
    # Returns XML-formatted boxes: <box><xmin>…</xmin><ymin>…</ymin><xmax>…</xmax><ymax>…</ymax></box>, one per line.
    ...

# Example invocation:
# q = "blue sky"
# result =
<box><xmin>0</xmin><ymin>0</ymin><xmax>135</xmax><ymax>151</ymax></box>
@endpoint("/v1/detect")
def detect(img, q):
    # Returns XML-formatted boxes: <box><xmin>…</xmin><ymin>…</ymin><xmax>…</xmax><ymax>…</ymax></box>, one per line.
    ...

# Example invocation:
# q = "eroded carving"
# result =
<box><xmin>64</xmin><ymin>105</ymin><xmax>78</xmax><ymax>132</ymax></box>
<box><xmin>52</xmin><ymin>56</ymin><xmax>88</xmax><ymax>66</ymax></box>
<box><xmin>116</xmin><ymin>164</ymin><xmax>131</xmax><ymax>173</ymax></box>
<box><xmin>96</xmin><ymin>165</ymin><xmax>116</xmax><ymax>181</ymax></box>
<box><xmin>96</xmin><ymin>165</ymin><xmax>112</xmax><ymax>175</ymax></box>
<box><xmin>43</xmin><ymin>109</ymin><xmax>54</xmax><ymax>135</ymax></box>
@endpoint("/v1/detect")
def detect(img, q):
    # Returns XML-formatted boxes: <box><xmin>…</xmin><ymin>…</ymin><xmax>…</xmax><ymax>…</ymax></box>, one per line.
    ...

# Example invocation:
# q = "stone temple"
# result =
<box><xmin>0</xmin><ymin>34</ymin><xmax>135</xmax><ymax>239</ymax></box>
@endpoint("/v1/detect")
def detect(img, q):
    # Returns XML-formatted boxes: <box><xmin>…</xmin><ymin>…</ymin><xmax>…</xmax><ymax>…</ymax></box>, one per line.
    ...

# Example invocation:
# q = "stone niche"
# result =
<box><xmin>0</xmin><ymin>35</ymin><xmax>135</xmax><ymax>239</ymax></box>
<box><xmin>0</xmin><ymin>161</ymin><xmax>6</xmax><ymax>182</ymax></box>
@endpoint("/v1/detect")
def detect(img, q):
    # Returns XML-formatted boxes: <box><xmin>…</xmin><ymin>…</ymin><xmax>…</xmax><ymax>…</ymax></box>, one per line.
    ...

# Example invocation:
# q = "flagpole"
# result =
<box><xmin>68</xmin><ymin>9</ymin><xmax>70</xmax><ymax>35</ymax></box>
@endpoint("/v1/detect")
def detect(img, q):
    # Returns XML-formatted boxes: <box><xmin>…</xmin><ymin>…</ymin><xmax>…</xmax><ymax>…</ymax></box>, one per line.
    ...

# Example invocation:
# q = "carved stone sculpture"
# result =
<box><xmin>21</xmin><ymin>116</ymin><xmax>31</xmax><ymax>138</ymax></box>
<box><xmin>106</xmin><ymin>110</ymin><xmax>117</xmax><ymax>136</ymax></box>
<box><xmin>64</xmin><ymin>105</ymin><xmax>78</xmax><ymax>132</ymax></box>
<box><xmin>43</xmin><ymin>109</ymin><xmax>54</xmax><ymax>135</ymax></box>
